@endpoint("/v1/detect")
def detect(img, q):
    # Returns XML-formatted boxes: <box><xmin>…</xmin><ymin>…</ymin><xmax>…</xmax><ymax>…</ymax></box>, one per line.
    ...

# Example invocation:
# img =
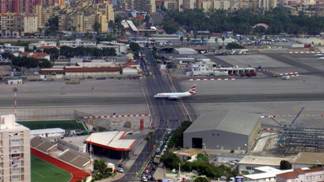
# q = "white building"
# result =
<box><xmin>7</xmin><ymin>79</ymin><xmax>23</xmax><ymax>85</ymax></box>
<box><xmin>0</xmin><ymin>44</ymin><xmax>25</xmax><ymax>53</ymax></box>
<box><xmin>31</xmin><ymin>128</ymin><xmax>65</xmax><ymax>138</ymax></box>
<box><xmin>0</xmin><ymin>114</ymin><xmax>31</xmax><ymax>182</ymax></box>
<box><xmin>98</xmin><ymin>41</ymin><xmax>128</xmax><ymax>55</ymax></box>
<box><xmin>191</xmin><ymin>61</ymin><xmax>228</xmax><ymax>76</ymax></box>
<box><xmin>244</xmin><ymin>166</ymin><xmax>294</xmax><ymax>182</ymax></box>
<box><xmin>28</xmin><ymin>41</ymin><xmax>58</xmax><ymax>49</ymax></box>
<box><xmin>59</xmin><ymin>39</ymin><xmax>96</xmax><ymax>48</ymax></box>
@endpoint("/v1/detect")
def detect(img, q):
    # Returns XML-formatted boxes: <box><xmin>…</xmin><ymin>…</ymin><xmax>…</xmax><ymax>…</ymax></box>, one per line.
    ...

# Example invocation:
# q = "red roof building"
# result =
<box><xmin>277</xmin><ymin>168</ymin><xmax>324</xmax><ymax>182</ymax></box>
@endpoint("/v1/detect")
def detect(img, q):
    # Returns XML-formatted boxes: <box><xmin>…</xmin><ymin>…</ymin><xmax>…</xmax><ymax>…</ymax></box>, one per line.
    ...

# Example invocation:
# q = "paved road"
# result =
<box><xmin>2</xmin><ymin>93</ymin><xmax>324</xmax><ymax>108</ymax></box>
<box><xmin>118</xmin><ymin>48</ymin><xmax>189</xmax><ymax>181</ymax></box>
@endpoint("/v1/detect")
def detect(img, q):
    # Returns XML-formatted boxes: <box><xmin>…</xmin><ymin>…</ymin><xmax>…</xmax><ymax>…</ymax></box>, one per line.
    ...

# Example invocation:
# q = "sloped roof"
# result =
<box><xmin>185</xmin><ymin>110</ymin><xmax>260</xmax><ymax>136</ymax></box>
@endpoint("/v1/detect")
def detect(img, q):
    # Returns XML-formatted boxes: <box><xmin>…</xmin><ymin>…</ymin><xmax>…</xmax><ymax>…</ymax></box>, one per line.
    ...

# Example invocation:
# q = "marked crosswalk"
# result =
<box><xmin>189</xmin><ymin>78</ymin><xmax>236</xmax><ymax>81</ymax></box>
<box><xmin>83</xmin><ymin>113</ymin><xmax>150</xmax><ymax>119</ymax></box>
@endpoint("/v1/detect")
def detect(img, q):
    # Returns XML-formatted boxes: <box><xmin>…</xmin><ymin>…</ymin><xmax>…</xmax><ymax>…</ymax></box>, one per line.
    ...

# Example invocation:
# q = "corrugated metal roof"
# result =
<box><xmin>185</xmin><ymin>110</ymin><xmax>260</xmax><ymax>136</ymax></box>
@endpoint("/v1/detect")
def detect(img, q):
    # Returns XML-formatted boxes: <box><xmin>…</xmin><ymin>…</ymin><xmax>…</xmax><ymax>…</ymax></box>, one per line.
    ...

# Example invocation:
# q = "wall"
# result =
<box><xmin>248</xmin><ymin>120</ymin><xmax>261</xmax><ymax>151</ymax></box>
<box><xmin>184</xmin><ymin>129</ymin><xmax>248</xmax><ymax>151</ymax></box>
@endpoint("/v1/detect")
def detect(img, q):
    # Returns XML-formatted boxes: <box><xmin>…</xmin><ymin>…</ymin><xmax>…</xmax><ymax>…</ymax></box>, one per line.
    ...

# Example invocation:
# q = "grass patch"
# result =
<box><xmin>31</xmin><ymin>155</ymin><xmax>71</xmax><ymax>182</ymax></box>
<box><xmin>18</xmin><ymin>120</ymin><xmax>85</xmax><ymax>130</ymax></box>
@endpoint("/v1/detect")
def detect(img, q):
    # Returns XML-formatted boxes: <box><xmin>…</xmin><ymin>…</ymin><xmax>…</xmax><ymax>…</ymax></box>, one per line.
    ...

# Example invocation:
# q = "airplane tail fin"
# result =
<box><xmin>188</xmin><ymin>84</ymin><xmax>197</xmax><ymax>95</ymax></box>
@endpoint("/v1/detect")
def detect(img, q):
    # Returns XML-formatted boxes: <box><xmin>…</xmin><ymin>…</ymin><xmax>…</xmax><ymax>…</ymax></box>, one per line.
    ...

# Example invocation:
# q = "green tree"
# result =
<box><xmin>225</xmin><ymin>42</ymin><xmax>244</xmax><ymax>49</ymax></box>
<box><xmin>194</xmin><ymin>176</ymin><xmax>209</xmax><ymax>182</ymax></box>
<box><xmin>43</xmin><ymin>48</ymin><xmax>59</xmax><ymax>60</ymax></box>
<box><xmin>92</xmin><ymin>159</ymin><xmax>113</xmax><ymax>181</ymax></box>
<box><xmin>280</xmin><ymin>160</ymin><xmax>292</xmax><ymax>170</ymax></box>
<box><xmin>168</xmin><ymin>121</ymin><xmax>192</xmax><ymax>148</ymax></box>
<box><xmin>45</xmin><ymin>16</ymin><xmax>59</xmax><ymax>36</ymax></box>
<box><xmin>196</xmin><ymin>153</ymin><xmax>208</xmax><ymax>162</ymax></box>
<box><xmin>180</xmin><ymin>36</ymin><xmax>184</xmax><ymax>43</ymax></box>
<box><xmin>161</xmin><ymin>151</ymin><xmax>182</xmax><ymax>170</ymax></box>
<box><xmin>163</xmin><ymin>8</ymin><xmax>324</xmax><ymax>35</ymax></box>
<box><xmin>162</xmin><ymin>19</ymin><xmax>179</xmax><ymax>34</ymax></box>
<box><xmin>39</xmin><ymin>59</ymin><xmax>52</xmax><ymax>68</ymax></box>
<box><xmin>130</xmin><ymin>42</ymin><xmax>140</xmax><ymax>53</ymax></box>
<box><xmin>93</xmin><ymin>20</ymin><xmax>101</xmax><ymax>33</ymax></box>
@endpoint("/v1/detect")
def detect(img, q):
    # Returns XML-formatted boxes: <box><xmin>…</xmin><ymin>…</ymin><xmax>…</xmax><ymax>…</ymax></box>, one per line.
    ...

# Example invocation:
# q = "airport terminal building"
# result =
<box><xmin>183</xmin><ymin>111</ymin><xmax>261</xmax><ymax>152</ymax></box>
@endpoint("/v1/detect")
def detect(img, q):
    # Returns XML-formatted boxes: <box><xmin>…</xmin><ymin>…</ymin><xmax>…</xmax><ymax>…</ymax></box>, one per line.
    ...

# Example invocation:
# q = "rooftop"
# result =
<box><xmin>239</xmin><ymin>155</ymin><xmax>291</xmax><ymax>166</ymax></box>
<box><xmin>175</xmin><ymin>47</ymin><xmax>198</xmax><ymax>55</ymax></box>
<box><xmin>292</xmin><ymin>152</ymin><xmax>324</xmax><ymax>165</ymax></box>
<box><xmin>85</xmin><ymin>131</ymin><xmax>135</xmax><ymax>152</ymax></box>
<box><xmin>31</xmin><ymin>128</ymin><xmax>65</xmax><ymax>135</ymax></box>
<box><xmin>185</xmin><ymin>110</ymin><xmax>260</xmax><ymax>135</ymax></box>
<box><xmin>277</xmin><ymin>168</ymin><xmax>324</xmax><ymax>180</ymax></box>
<box><xmin>244</xmin><ymin>166</ymin><xmax>293</xmax><ymax>180</ymax></box>
<box><xmin>0</xmin><ymin>114</ymin><xmax>29</xmax><ymax>131</ymax></box>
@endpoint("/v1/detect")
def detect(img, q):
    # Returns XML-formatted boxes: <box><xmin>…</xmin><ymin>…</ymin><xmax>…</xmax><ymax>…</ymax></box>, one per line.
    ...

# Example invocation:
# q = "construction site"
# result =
<box><xmin>252</xmin><ymin>106</ymin><xmax>324</xmax><ymax>156</ymax></box>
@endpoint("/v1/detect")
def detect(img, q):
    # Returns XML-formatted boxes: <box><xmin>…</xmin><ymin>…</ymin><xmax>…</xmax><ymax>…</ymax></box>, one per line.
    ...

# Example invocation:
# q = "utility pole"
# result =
<box><xmin>13</xmin><ymin>87</ymin><xmax>18</xmax><ymax>116</ymax></box>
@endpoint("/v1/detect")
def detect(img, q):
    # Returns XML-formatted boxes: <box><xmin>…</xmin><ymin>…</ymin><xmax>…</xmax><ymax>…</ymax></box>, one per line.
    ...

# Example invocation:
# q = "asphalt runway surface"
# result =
<box><xmin>265</xmin><ymin>53</ymin><xmax>324</xmax><ymax>77</ymax></box>
<box><xmin>1</xmin><ymin>93</ymin><xmax>324</xmax><ymax>108</ymax></box>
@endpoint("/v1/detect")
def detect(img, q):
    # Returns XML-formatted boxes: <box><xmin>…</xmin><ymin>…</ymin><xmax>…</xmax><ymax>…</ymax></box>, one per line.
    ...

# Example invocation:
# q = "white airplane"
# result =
<box><xmin>154</xmin><ymin>85</ymin><xmax>197</xmax><ymax>99</ymax></box>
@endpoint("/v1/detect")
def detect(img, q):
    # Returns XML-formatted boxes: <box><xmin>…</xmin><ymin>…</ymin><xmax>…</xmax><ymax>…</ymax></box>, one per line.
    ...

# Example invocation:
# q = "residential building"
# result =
<box><xmin>277</xmin><ymin>168</ymin><xmax>324</xmax><ymax>182</ymax></box>
<box><xmin>99</xmin><ymin>14</ymin><xmax>109</xmax><ymax>33</ymax></box>
<box><xmin>183</xmin><ymin>0</ymin><xmax>195</xmax><ymax>9</ymax></box>
<box><xmin>183</xmin><ymin>110</ymin><xmax>261</xmax><ymax>152</ymax></box>
<box><xmin>212</xmin><ymin>0</ymin><xmax>232</xmax><ymax>10</ymax></box>
<box><xmin>164</xmin><ymin>0</ymin><xmax>182</xmax><ymax>10</ymax></box>
<box><xmin>0</xmin><ymin>13</ymin><xmax>23</xmax><ymax>37</ymax></box>
<box><xmin>258</xmin><ymin>0</ymin><xmax>277</xmax><ymax>11</ymax></box>
<box><xmin>106</xmin><ymin>3</ymin><xmax>115</xmax><ymax>22</ymax></box>
<box><xmin>133</xmin><ymin>0</ymin><xmax>156</xmax><ymax>13</ymax></box>
<box><xmin>23</xmin><ymin>16</ymin><xmax>38</xmax><ymax>33</ymax></box>
<box><xmin>58</xmin><ymin>0</ymin><xmax>65</xmax><ymax>8</ymax></box>
<box><xmin>72</xmin><ymin>13</ymin><xmax>96</xmax><ymax>33</ymax></box>
<box><xmin>0</xmin><ymin>114</ymin><xmax>31</xmax><ymax>182</ymax></box>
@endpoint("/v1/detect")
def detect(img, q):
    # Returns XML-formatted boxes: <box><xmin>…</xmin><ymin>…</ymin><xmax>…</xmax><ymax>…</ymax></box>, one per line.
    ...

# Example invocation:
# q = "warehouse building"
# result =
<box><xmin>183</xmin><ymin>110</ymin><xmax>261</xmax><ymax>152</ymax></box>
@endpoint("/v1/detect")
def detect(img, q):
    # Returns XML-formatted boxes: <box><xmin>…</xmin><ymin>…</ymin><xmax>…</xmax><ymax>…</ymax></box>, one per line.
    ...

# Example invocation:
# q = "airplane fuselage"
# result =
<box><xmin>153</xmin><ymin>91</ymin><xmax>192</xmax><ymax>99</ymax></box>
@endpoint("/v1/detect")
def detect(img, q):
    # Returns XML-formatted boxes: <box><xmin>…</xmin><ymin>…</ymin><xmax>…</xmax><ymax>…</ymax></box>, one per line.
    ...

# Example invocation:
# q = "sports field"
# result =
<box><xmin>31</xmin><ymin>155</ymin><xmax>71</xmax><ymax>182</ymax></box>
<box><xmin>18</xmin><ymin>120</ymin><xmax>86</xmax><ymax>131</ymax></box>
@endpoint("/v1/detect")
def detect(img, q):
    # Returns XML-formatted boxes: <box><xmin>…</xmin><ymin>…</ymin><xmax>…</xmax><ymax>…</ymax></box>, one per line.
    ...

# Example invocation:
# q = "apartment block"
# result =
<box><xmin>0</xmin><ymin>13</ymin><xmax>23</xmax><ymax>37</ymax></box>
<box><xmin>0</xmin><ymin>114</ymin><xmax>30</xmax><ymax>182</ymax></box>
<box><xmin>24</xmin><ymin>16</ymin><xmax>38</xmax><ymax>33</ymax></box>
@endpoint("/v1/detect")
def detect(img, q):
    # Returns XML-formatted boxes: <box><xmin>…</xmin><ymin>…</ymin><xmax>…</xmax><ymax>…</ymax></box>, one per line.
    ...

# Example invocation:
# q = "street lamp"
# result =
<box><xmin>13</xmin><ymin>87</ymin><xmax>18</xmax><ymax>116</ymax></box>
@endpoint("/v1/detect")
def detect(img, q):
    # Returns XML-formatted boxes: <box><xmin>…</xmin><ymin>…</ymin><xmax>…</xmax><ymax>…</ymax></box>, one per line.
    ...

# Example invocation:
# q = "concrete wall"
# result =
<box><xmin>248</xmin><ymin>120</ymin><xmax>261</xmax><ymax>151</ymax></box>
<box><xmin>183</xmin><ymin>129</ymin><xmax>248</xmax><ymax>151</ymax></box>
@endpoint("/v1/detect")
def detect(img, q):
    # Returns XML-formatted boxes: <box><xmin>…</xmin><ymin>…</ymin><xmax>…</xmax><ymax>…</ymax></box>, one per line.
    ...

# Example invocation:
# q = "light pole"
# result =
<box><xmin>13</xmin><ymin>87</ymin><xmax>18</xmax><ymax>116</ymax></box>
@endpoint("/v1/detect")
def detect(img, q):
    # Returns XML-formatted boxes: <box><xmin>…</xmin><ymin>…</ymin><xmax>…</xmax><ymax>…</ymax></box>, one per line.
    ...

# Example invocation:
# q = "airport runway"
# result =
<box><xmin>2</xmin><ymin>93</ymin><xmax>324</xmax><ymax>108</ymax></box>
<box><xmin>265</xmin><ymin>53</ymin><xmax>324</xmax><ymax>77</ymax></box>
